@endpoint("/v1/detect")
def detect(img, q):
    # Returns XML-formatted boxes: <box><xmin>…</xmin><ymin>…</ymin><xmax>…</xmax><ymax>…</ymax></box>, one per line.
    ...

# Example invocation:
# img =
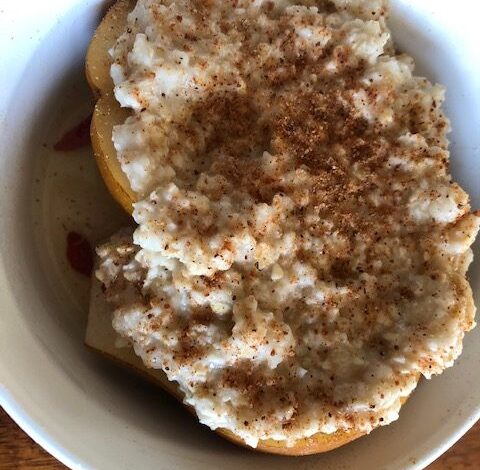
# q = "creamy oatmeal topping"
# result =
<box><xmin>97</xmin><ymin>0</ymin><xmax>479</xmax><ymax>446</ymax></box>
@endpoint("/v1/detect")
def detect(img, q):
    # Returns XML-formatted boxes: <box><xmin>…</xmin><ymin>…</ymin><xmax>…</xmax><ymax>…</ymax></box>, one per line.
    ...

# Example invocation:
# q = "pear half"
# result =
<box><xmin>83</xmin><ymin>0</ymin><xmax>408</xmax><ymax>454</ymax></box>
<box><xmin>86</xmin><ymin>277</ymin><xmax>363</xmax><ymax>455</ymax></box>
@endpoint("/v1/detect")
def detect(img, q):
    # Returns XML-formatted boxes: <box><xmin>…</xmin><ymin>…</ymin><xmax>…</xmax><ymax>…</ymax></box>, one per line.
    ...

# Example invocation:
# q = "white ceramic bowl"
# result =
<box><xmin>1</xmin><ymin>1</ymin><xmax>479</xmax><ymax>469</ymax></box>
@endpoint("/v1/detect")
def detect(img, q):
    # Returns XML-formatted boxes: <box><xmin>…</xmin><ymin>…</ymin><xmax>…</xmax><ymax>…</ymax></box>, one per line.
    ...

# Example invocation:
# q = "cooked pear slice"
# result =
<box><xmin>86</xmin><ymin>276</ymin><xmax>364</xmax><ymax>455</ymax></box>
<box><xmin>86</xmin><ymin>0</ymin><xmax>136</xmax><ymax>212</ymax></box>
<box><xmin>84</xmin><ymin>0</ymin><xmax>412</xmax><ymax>454</ymax></box>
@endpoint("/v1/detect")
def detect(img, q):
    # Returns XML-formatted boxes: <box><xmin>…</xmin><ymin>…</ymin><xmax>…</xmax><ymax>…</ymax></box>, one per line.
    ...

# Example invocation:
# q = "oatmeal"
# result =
<box><xmin>96</xmin><ymin>0</ymin><xmax>479</xmax><ymax>447</ymax></box>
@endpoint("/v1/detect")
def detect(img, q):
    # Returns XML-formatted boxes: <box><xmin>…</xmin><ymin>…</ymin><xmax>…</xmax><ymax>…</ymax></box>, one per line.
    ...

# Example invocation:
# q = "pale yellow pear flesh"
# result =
<box><xmin>87</xmin><ymin>0</ymin><xmax>136</xmax><ymax>213</ymax></box>
<box><xmin>86</xmin><ymin>0</ymin><xmax>137</xmax><ymax>99</ymax></box>
<box><xmin>84</xmin><ymin>0</ymin><xmax>417</xmax><ymax>454</ymax></box>
<box><xmin>91</xmin><ymin>94</ymin><xmax>135</xmax><ymax>213</ymax></box>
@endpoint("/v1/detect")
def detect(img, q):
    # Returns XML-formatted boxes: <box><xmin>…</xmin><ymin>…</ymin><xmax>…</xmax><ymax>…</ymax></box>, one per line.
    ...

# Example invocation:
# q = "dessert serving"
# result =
<box><xmin>85</xmin><ymin>0</ymin><xmax>480</xmax><ymax>455</ymax></box>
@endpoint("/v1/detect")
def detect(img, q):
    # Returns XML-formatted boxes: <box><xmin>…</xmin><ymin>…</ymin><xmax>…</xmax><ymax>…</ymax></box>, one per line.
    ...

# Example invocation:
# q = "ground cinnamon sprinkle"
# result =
<box><xmin>95</xmin><ymin>0</ymin><xmax>480</xmax><ymax>447</ymax></box>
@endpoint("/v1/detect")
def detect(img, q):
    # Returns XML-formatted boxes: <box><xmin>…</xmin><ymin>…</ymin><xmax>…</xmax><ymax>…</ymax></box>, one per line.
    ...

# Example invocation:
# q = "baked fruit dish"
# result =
<box><xmin>85</xmin><ymin>0</ymin><xmax>480</xmax><ymax>455</ymax></box>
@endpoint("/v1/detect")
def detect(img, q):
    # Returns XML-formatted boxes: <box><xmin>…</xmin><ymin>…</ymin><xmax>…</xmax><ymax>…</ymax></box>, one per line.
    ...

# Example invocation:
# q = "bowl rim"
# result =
<box><xmin>2</xmin><ymin>360</ymin><xmax>480</xmax><ymax>469</ymax></box>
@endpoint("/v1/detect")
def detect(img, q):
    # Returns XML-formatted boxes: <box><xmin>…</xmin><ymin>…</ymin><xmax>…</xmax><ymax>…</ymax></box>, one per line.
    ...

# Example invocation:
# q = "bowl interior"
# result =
<box><xmin>0</xmin><ymin>1</ymin><xmax>479</xmax><ymax>469</ymax></box>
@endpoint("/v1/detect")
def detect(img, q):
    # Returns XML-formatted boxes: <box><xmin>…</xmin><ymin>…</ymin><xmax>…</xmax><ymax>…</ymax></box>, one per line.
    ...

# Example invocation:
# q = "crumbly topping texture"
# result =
<box><xmin>97</xmin><ymin>0</ymin><xmax>479</xmax><ymax>446</ymax></box>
